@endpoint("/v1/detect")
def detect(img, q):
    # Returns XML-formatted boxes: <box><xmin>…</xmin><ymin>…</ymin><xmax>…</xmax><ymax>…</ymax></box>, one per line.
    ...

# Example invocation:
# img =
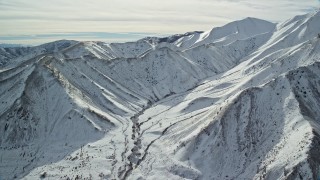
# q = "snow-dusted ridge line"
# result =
<box><xmin>1</xmin><ymin>11</ymin><xmax>320</xmax><ymax>179</ymax></box>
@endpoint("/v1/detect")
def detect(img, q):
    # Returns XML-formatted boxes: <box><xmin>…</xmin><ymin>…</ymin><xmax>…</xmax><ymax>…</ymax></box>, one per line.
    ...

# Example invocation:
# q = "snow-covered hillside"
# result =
<box><xmin>1</xmin><ymin>11</ymin><xmax>320</xmax><ymax>180</ymax></box>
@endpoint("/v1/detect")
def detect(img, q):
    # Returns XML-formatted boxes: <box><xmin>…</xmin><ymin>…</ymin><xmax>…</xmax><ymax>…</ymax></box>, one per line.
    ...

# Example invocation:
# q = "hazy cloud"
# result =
<box><xmin>0</xmin><ymin>0</ymin><xmax>319</xmax><ymax>44</ymax></box>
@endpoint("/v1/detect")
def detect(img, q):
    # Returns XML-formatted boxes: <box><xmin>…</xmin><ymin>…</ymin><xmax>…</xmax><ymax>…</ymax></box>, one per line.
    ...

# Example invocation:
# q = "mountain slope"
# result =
<box><xmin>1</xmin><ymin>11</ymin><xmax>320</xmax><ymax>180</ymax></box>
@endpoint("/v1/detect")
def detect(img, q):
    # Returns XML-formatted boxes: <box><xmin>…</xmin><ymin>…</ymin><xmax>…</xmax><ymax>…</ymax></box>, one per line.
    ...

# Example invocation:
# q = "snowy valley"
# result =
<box><xmin>1</xmin><ymin>11</ymin><xmax>320</xmax><ymax>180</ymax></box>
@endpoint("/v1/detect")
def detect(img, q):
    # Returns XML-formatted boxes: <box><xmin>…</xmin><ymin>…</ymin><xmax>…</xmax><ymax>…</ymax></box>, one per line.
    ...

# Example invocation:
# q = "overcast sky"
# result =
<box><xmin>0</xmin><ymin>0</ymin><xmax>319</xmax><ymax>45</ymax></box>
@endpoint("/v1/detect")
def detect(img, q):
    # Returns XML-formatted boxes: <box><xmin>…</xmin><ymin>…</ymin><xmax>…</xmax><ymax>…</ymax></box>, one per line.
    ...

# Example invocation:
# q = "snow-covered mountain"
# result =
<box><xmin>1</xmin><ymin>11</ymin><xmax>320</xmax><ymax>180</ymax></box>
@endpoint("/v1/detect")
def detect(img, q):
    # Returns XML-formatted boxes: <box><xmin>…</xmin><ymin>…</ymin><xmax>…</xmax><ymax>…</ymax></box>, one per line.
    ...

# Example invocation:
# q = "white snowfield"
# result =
<box><xmin>1</xmin><ymin>11</ymin><xmax>320</xmax><ymax>180</ymax></box>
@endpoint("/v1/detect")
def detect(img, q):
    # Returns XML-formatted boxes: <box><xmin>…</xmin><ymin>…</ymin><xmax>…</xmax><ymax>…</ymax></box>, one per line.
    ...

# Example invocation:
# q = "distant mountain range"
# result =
<box><xmin>0</xmin><ymin>43</ymin><xmax>27</xmax><ymax>48</ymax></box>
<box><xmin>1</xmin><ymin>10</ymin><xmax>320</xmax><ymax>180</ymax></box>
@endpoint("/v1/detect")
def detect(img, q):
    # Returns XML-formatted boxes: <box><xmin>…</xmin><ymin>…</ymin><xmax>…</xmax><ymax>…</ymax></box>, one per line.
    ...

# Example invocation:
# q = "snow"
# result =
<box><xmin>1</xmin><ymin>11</ymin><xmax>320</xmax><ymax>180</ymax></box>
